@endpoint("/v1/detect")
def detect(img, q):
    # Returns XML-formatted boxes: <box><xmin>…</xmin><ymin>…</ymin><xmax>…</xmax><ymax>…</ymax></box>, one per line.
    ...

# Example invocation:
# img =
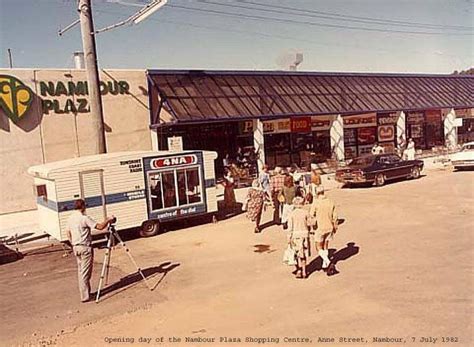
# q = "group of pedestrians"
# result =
<box><xmin>244</xmin><ymin>164</ymin><xmax>339</xmax><ymax>279</ymax></box>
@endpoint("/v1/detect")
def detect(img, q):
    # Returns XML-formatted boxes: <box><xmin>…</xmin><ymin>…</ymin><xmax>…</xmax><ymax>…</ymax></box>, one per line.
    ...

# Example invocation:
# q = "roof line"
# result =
<box><xmin>146</xmin><ymin>69</ymin><xmax>474</xmax><ymax>79</ymax></box>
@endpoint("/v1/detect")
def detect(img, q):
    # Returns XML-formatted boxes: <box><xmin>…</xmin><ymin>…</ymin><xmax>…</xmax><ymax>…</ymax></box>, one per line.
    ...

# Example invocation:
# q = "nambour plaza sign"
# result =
<box><xmin>0</xmin><ymin>74</ymin><xmax>130</xmax><ymax>122</ymax></box>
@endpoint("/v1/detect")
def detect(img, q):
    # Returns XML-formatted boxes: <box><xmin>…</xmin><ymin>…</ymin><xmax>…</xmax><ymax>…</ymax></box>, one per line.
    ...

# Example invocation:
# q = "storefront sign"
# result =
<box><xmin>311</xmin><ymin>115</ymin><xmax>332</xmax><ymax>130</ymax></box>
<box><xmin>343</xmin><ymin>128</ymin><xmax>357</xmax><ymax>146</ymax></box>
<box><xmin>167</xmin><ymin>136</ymin><xmax>183</xmax><ymax>152</ymax></box>
<box><xmin>380</xmin><ymin>142</ymin><xmax>395</xmax><ymax>153</ymax></box>
<box><xmin>290</xmin><ymin>117</ymin><xmax>311</xmax><ymax>133</ymax></box>
<box><xmin>377</xmin><ymin>112</ymin><xmax>398</xmax><ymax>125</ymax></box>
<box><xmin>262</xmin><ymin>119</ymin><xmax>290</xmax><ymax>134</ymax></box>
<box><xmin>357</xmin><ymin>127</ymin><xmax>377</xmax><ymax>144</ymax></box>
<box><xmin>39</xmin><ymin>79</ymin><xmax>130</xmax><ymax>115</ymax></box>
<box><xmin>378</xmin><ymin>125</ymin><xmax>395</xmax><ymax>142</ymax></box>
<box><xmin>241</xmin><ymin>120</ymin><xmax>254</xmax><ymax>133</ymax></box>
<box><xmin>425</xmin><ymin>110</ymin><xmax>441</xmax><ymax>123</ymax></box>
<box><xmin>407</xmin><ymin>112</ymin><xmax>424</xmax><ymax>124</ymax></box>
<box><xmin>343</xmin><ymin>113</ymin><xmax>377</xmax><ymax>128</ymax></box>
<box><xmin>455</xmin><ymin>108</ymin><xmax>474</xmax><ymax>119</ymax></box>
<box><xmin>150</xmin><ymin>155</ymin><xmax>197</xmax><ymax>169</ymax></box>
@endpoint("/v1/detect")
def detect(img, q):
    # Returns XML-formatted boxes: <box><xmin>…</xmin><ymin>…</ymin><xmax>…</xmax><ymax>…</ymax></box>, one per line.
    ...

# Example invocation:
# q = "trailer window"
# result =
<box><xmin>149</xmin><ymin>173</ymin><xmax>163</xmax><ymax>210</ymax></box>
<box><xmin>36</xmin><ymin>185</ymin><xmax>47</xmax><ymax>201</ymax></box>
<box><xmin>148</xmin><ymin>167</ymin><xmax>202</xmax><ymax>212</ymax></box>
<box><xmin>162</xmin><ymin>171</ymin><xmax>177</xmax><ymax>208</ymax></box>
<box><xmin>177</xmin><ymin>167</ymin><xmax>202</xmax><ymax>205</ymax></box>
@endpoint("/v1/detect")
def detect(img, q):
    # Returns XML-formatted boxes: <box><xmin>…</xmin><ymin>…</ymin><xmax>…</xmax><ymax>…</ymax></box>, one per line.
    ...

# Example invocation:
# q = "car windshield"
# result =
<box><xmin>350</xmin><ymin>156</ymin><xmax>375</xmax><ymax>166</ymax></box>
<box><xmin>462</xmin><ymin>144</ymin><xmax>474</xmax><ymax>151</ymax></box>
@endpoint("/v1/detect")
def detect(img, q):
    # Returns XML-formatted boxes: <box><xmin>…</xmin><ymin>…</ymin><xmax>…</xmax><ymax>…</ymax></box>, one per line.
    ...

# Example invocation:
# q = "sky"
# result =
<box><xmin>0</xmin><ymin>0</ymin><xmax>472</xmax><ymax>73</ymax></box>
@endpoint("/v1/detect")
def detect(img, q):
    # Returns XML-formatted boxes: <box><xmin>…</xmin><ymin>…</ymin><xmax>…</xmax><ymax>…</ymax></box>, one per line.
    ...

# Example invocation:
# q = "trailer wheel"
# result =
<box><xmin>140</xmin><ymin>220</ymin><xmax>160</xmax><ymax>237</ymax></box>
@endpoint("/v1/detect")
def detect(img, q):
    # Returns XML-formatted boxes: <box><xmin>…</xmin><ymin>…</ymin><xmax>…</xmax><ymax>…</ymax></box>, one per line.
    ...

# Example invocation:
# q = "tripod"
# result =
<box><xmin>96</xmin><ymin>222</ymin><xmax>152</xmax><ymax>302</ymax></box>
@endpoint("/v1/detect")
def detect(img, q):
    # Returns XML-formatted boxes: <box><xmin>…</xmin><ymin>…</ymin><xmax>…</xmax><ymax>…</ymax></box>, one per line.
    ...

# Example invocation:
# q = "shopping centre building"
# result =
<box><xmin>0</xmin><ymin>68</ymin><xmax>473</xmax><ymax>214</ymax></box>
<box><xmin>148</xmin><ymin>70</ymin><xmax>473</xmax><ymax>174</ymax></box>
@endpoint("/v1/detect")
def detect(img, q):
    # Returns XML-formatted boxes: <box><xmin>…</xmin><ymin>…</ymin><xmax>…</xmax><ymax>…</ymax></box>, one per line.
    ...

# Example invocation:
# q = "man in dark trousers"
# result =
<box><xmin>66</xmin><ymin>199</ymin><xmax>114</xmax><ymax>302</ymax></box>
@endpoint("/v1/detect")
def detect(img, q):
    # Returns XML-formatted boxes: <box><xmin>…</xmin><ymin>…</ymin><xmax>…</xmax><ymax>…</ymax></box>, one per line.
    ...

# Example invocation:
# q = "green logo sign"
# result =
<box><xmin>0</xmin><ymin>75</ymin><xmax>34</xmax><ymax>122</ymax></box>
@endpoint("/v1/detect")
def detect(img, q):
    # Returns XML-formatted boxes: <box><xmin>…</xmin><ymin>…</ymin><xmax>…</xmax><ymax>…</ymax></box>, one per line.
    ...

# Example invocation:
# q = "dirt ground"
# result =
<box><xmin>1</xmin><ymin>168</ymin><xmax>472</xmax><ymax>347</ymax></box>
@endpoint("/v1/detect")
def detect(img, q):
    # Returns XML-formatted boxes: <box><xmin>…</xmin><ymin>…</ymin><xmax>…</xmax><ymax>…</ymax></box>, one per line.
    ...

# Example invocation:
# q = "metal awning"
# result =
<box><xmin>147</xmin><ymin>70</ymin><xmax>474</xmax><ymax>127</ymax></box>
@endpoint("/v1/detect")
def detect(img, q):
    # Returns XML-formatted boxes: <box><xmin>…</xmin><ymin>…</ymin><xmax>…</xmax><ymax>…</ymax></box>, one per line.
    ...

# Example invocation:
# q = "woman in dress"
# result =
<box><xmin>287</xmin><ymin>197</ymin><xmax>311</xmax><ymax>278</ymax></box>
<box><xmin>246</xmin><ymin>179</ymin><xmax>266</xmax><ymax>233</ymax></box>
<box><xmin>281</xmin><ymin>175</ymin><xmax>296</xmax><ymax>230</ymax></box>
<box><xmin>222</xmin><ymin>169</ymin><xmax>236</xmax><ymax>211</ymax></box>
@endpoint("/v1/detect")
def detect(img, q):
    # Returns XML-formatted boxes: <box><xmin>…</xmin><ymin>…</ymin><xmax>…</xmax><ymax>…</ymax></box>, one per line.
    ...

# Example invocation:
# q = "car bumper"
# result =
<box><xmin>452</xmin><ymin>160</ymin><xmax>474</xmax><ymax>168</ymax></box>
<box><xmin>335</xmin><ymin>176</ymin><xmax>370</xmax><ymax>184</ymax></box>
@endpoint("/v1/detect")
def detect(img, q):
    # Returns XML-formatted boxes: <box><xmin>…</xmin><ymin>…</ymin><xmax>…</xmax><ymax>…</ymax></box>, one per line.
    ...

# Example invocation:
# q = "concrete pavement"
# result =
<box><xmin>0</xmin><ymin>165</ymin><xmax>471</xmax><ymax>347</ymax></box>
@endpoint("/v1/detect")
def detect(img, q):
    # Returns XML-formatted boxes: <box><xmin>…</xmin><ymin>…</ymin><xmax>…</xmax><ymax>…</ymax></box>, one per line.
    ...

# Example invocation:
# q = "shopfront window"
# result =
<box><xmin>265</xmin><ymin>133</ymin><xmax>291</xmax><ymax>167</ymax></box>
<box><xmin>148</xmin><ymin>167</ymin><xmax>202</xmax><ymax>211</ymax></box>
<box><xmin>313</xmin><ymin>131</ymin><xmax>331</xmax><ymax>163</ymax></box>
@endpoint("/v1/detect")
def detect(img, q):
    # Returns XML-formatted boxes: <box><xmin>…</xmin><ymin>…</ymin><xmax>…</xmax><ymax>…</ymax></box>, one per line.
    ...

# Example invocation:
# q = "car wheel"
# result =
<box><xmin>411</xmin><ymin>166</ymin><xmax>421</xmax><ymax>179</ymax></box>
<box><xmin>375</xmin><ymin>173</ymin><xmax>385</xmax><ymax>186</ymax></box>
<box><xmin>140</xmin><ymin>220</ymin><xmax>160</xmax><ymax>237</ymax></box>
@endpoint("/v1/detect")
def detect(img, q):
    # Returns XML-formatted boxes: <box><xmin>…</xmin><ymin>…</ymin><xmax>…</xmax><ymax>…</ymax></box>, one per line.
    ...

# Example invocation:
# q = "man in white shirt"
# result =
<box><xmin>67</xmin><ymin>199</ymin><xmax>114</xmax><ymax>302</ymax></box>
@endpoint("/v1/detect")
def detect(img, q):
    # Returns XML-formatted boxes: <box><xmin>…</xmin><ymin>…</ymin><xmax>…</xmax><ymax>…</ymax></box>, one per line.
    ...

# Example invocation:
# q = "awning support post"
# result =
<box><xmin>330</xmin><ymin>114</ymin><xmax>345</xmax><ymax>163</ymax></box>
<box><xmin>253</xmin><ymin>118</ymin><xmax>265</xmax><ymax>172</ymax></box>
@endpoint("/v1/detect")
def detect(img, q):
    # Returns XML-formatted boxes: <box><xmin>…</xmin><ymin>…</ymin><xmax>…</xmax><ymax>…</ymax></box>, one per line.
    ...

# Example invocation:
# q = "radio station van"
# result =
<box><xmin>28</xmin><ymin>150</ymin><xmax>218</xmax><ymax>240</ymax></box>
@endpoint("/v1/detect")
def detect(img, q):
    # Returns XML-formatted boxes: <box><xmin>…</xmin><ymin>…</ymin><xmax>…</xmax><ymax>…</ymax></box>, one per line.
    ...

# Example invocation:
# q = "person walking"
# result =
<box><xmin>66</xmin><ymin>199</ymin><xmax>115</xmax><ymax>303</ymax></box>
<box><xmin>258</xmin><ymin>164</ymin><xmax>271</xmax><ymax>199</ymax></box>
<box><xmin>281</xmin><ymin>175</ymin><xmax>296</xmax><ymax>230</ymax></box>
<box><xmin>270</xmin><ymin>166</ymin><xmax>286</xmax><ymax>225</ymax></box>
<box><xmin>287</xmin><ymin>197</ymin><xmax>311</xmax><ymax>279</ymax></box>
<box><xmin>309</xmin><ymin>186</ymin><xmax>339</xmax><ymax>276</ymax></box>
<box><xmin>306</xmin><ymin>165</ymin><xmax>322</xmax><ymax>204</ymax></box>
<box><xmin>246</xmin><ymin>179</ymin><xmax>266</xmax><ymax>233</ymax></box>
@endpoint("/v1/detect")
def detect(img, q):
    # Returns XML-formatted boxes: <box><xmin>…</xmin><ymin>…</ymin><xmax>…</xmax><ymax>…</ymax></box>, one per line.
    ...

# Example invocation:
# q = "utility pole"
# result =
<box><xmin>78</xmin><ymin>0</ymin><xmax>107</xmax><ymax>154</ymax></box>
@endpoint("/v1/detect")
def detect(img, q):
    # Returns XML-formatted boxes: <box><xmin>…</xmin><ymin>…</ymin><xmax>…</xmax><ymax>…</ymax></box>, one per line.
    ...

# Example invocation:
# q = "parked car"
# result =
<box><xmin>450</xmin><ymin>142</ymin><xmax>474</xmax><ymax>170</ymax></box>
<box><xmin>336</xmin><ymin>154</ymin><xmax>424</xmax><ymax>187</ymax></box>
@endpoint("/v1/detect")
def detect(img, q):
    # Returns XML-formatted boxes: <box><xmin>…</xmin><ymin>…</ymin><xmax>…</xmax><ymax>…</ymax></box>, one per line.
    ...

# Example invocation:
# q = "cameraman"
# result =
<box><xmin>66</xmin><ymin>199</ymin><xmax>115</xmax><ymax>303</ymax></box>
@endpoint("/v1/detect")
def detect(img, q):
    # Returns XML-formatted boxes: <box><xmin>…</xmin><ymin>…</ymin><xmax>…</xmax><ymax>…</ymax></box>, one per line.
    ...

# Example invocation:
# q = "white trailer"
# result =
<box><xmin>28</xmin><ymin>150</ymin><xmax>218</xmax><ymax>241</ymax></box>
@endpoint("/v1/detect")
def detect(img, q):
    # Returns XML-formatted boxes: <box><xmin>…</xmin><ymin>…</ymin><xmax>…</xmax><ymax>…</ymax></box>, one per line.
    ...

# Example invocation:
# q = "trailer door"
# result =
<box><xmin>79</xmin><ymin>170</ymin><xmax>106</xmax><ymax>222</ymax></box>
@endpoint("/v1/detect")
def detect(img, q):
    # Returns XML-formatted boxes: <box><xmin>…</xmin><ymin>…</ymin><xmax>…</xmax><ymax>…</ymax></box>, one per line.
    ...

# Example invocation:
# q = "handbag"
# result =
<box><xmin>277</xmin><ymin>191</ymin><xmax>285</xmax><ymax>203</ymax></box>
<box><xmin>282</xmin><ymin>245</ymin><xmax>297</xmax><ymax>266</ymax></box>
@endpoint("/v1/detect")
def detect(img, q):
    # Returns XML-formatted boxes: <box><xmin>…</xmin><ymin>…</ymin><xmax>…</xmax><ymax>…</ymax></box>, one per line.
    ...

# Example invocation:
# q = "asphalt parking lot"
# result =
<box><xmin>0</xmin><ymin>167</ymin><xmax>472</xmax><ymax>347</ymax></box>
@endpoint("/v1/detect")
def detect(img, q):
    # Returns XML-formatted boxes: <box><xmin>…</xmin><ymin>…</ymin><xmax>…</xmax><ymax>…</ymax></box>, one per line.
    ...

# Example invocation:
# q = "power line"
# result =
<box><xmin>95</xmin><ymin>8</ymin><xmax>471</xmax><ymax>60</ymax></box>
<box><xmin>165</xmin><ymin>4</ymin><xmax>473</xmax><ymax>36</ymax></box>
<box><xmin>237</xmin><ymin>0</ymin><xmax>473</xmax><ymax>31</ymax></box>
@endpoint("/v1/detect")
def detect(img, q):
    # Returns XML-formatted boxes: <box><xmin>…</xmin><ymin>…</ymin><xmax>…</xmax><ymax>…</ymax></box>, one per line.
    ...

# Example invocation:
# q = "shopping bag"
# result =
<box><xmin>282</xmin><ymin>245</ymin><xmax>297</xmax><ymax>266</ymax></box>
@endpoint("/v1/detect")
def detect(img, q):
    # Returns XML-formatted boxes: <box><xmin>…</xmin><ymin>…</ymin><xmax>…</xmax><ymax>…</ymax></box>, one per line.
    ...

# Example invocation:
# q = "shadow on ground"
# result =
<box><xmin>96</xmin><ymin>262</ymin><xmax>180</xmax><ymax>301</ymax></box>
<box><xmin>307</xmin><ymin>242</ymin><xmax>359</xmax><ymax>277</ymax></box>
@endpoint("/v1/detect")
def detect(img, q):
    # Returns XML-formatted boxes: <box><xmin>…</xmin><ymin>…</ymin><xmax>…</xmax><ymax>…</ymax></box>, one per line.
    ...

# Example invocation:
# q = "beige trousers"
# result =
<box><xmin>73</xmin><ymin>245</ymin><xmax>94</xmax><ymax>302</ymax></box>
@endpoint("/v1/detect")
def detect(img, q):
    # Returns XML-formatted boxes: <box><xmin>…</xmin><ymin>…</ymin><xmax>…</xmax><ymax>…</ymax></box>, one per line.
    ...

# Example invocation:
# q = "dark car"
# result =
<box><xmin>335</xmin><ymin>154</ymin><xmax>424</xmax><ymax>187</ymax></box>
